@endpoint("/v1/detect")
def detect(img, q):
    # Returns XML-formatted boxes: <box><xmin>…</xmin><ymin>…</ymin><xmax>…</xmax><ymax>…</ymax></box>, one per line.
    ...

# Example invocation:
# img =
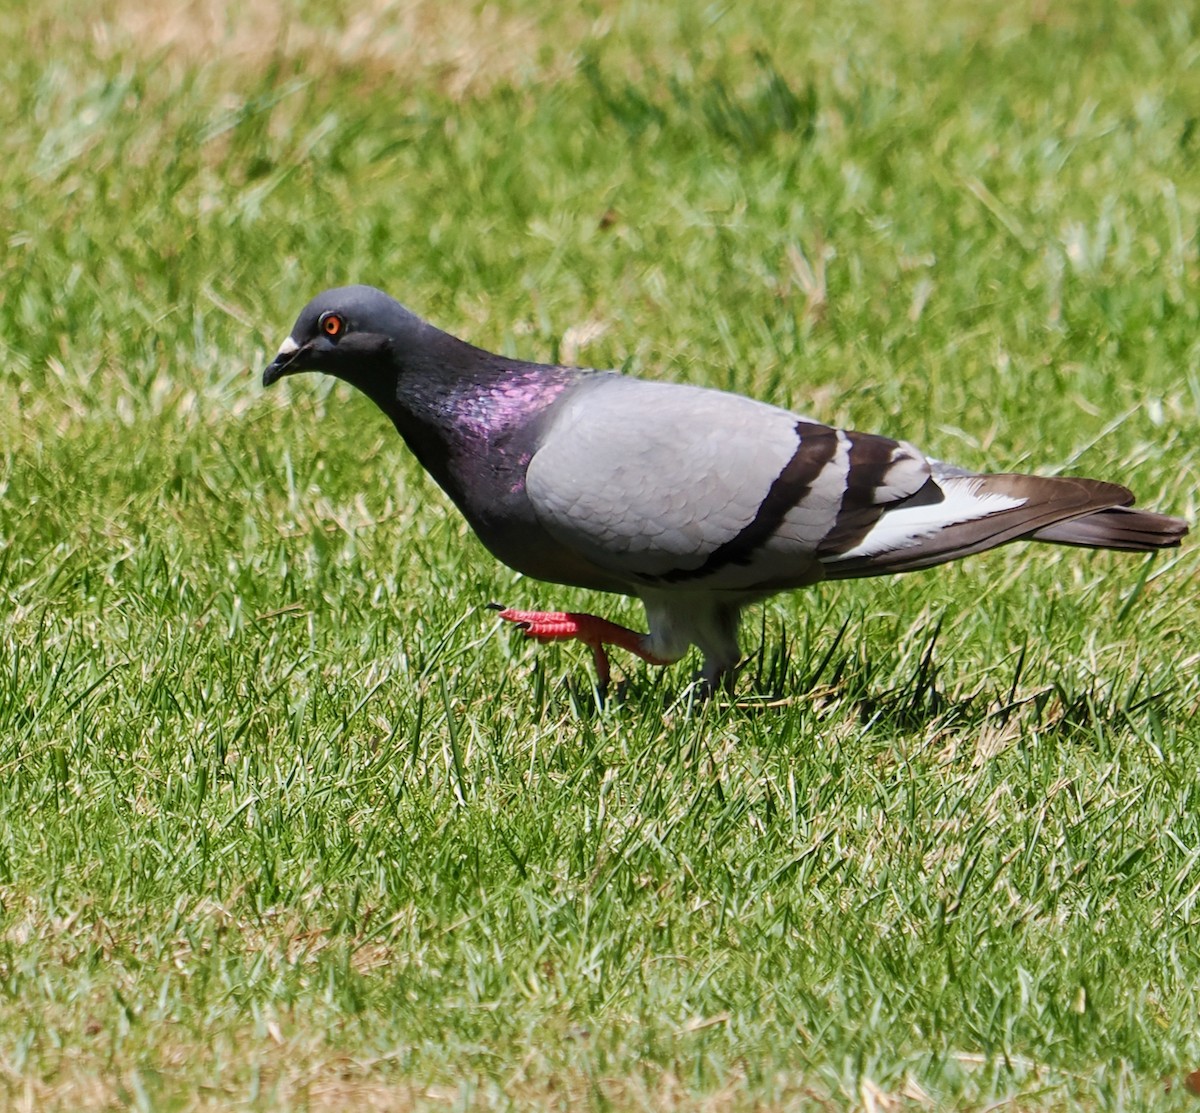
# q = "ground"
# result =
<box><xmin>1</xmin><ymin>0</ymin><xmax>1198</xmax><ymax>1108</ymax></box>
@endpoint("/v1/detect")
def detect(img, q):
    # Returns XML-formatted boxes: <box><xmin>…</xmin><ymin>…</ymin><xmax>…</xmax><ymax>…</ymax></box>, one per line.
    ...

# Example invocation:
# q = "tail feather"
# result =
<box><xmin>822</xmin><ymin>472</ymin><xmax>1186</xmax><ymax>580</ymax></box>
<box><xmin>1031</xmin><ymin>504</ymin><xmax>1188</xmax><ymax>551</ymax></box>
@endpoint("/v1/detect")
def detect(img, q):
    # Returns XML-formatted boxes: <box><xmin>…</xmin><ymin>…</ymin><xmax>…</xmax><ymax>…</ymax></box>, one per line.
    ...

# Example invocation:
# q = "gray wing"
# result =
<box><xmin>524</xmin><ymin>377</ymin><xmax>933</xmax><ymax>591</ymax></box>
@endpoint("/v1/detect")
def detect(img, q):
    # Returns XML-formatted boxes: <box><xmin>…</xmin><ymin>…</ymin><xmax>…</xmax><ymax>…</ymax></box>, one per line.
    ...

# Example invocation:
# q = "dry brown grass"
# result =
<box><xmin>79</xmin><ymin>0</ymin><xmax>604</xmax><ymax>98</ymax></box>
<box><xmin>1</xmin><ymin>1052</ymin><xmax>842</xmax><ymax>1113</ymax></box>
<box><xmin>2</xmin><ymin>1043</ymin><xmax>427</xmax><ymax>1112</ymax></box>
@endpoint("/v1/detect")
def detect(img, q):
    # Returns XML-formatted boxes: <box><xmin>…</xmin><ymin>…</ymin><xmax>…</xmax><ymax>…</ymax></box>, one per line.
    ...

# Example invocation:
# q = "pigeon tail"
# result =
<box><xmin>820</xmin><ymin>472</ymin><xmax>1183</xmax><ymax>578</ymax></box>
<box><xmin>1030</xmin><ymin>504</ymin><xmax>1188</xmax><ymax>551</ymax></box>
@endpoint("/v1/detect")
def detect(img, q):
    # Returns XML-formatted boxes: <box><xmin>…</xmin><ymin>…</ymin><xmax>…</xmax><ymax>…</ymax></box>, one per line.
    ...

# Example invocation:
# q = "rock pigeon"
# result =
<box><xmin>262</xmin><ymin>286</ymin><xmax>1187</xmax><ymax>690</ymax></box>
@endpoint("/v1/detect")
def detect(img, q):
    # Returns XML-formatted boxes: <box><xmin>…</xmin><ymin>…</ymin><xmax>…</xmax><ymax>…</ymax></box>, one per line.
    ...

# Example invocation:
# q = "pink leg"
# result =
<box><xmin>491</xmin><ymin>606</ymin><xmax>669</xmax><ymax>687</ymax></box>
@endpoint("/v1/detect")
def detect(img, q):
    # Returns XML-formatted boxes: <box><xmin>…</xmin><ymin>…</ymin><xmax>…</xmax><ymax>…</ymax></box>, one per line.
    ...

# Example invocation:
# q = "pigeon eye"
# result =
<box><xmin>319</xmin><ymin>312</ymin><xmax>345</xmax><ymax>338</ymax></box>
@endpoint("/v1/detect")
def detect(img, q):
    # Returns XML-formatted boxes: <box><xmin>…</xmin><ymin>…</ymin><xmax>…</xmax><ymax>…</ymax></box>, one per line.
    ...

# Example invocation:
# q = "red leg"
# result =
<box><xmin>491</xmin><ymin>606</ymin><xmax>669</xmax><ymax>686</ymax></box>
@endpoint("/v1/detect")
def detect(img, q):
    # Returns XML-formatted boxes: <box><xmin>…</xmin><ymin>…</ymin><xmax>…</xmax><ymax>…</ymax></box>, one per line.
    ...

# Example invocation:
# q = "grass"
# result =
<box><xmin>1</xmin><ymin>0</ymin><xmax>1199</xmax><ymax>1107</ymax></box>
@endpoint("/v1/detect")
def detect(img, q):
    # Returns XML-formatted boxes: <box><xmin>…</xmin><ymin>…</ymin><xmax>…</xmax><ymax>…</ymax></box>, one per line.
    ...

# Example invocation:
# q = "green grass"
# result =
<box><xmin>2</xmin><ymin>0</ymin><xmax>1199</xmax><ymax>1107</ymax></box>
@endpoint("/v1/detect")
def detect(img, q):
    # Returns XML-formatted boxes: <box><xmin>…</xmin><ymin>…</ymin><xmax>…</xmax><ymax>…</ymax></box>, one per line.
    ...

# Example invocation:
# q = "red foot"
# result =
<box><xmin>491</xmin><ymin>606</ymin><xmax>667</xmax><ymax>686</ymax></box>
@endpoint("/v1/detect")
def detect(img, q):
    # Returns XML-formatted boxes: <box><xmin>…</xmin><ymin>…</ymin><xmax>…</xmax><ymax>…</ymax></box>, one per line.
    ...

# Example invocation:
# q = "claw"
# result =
<box><xmin>491</xmin><ymin>607</ymin><xmax>669</xmax><ymax>688</ymax></box>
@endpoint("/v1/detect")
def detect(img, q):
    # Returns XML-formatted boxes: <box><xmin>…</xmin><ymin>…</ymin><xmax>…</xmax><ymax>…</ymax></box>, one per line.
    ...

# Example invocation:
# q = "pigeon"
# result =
<box><xmin>262</xmin><ymin>285</ymin><xmax>1187</xmax><ymax>690</ymax></box>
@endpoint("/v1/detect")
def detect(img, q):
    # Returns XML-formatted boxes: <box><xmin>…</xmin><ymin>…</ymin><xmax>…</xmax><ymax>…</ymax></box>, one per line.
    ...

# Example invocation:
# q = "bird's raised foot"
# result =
<box><xmin>490</xmin><ymin>604</ymin><xmax>668</xmax><ymax>687</ymax></box>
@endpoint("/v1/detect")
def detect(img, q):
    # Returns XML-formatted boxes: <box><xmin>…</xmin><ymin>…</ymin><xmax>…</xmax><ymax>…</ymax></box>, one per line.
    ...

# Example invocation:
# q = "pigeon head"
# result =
<box><xmin>262</xmin><ymin>285</ymin><xmax>428</xmax><ymax>389</ymax></box>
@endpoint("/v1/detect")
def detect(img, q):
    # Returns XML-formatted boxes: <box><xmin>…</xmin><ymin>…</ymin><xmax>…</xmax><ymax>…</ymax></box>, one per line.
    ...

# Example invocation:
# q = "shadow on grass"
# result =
<box><xmin>731</xmin><ymin>612</ymin><xmax>1180</xmax><ymax>745</ymax></box>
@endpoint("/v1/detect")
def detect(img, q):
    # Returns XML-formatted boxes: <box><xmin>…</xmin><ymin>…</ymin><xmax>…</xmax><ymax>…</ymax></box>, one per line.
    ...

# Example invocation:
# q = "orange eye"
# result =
<box><xmin>320</xmin><ymin>312</ymin><xmax>344</xmax><ymax>338</ymax></box>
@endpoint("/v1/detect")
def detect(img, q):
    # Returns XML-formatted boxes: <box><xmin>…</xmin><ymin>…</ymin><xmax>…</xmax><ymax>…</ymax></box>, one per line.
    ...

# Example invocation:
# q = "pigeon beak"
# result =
<box><xmin>262</xmin><ymin>336</ymin><xmax>304</xmax><ymax>387</ymax></box>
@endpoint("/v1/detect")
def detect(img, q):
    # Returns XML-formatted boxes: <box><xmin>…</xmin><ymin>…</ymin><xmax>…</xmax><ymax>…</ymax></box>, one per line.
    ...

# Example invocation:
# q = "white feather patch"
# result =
<box><xmin>827</xmin><ymin>478</ymin><xmax>1026</xmax><ymax>561</ymax></box>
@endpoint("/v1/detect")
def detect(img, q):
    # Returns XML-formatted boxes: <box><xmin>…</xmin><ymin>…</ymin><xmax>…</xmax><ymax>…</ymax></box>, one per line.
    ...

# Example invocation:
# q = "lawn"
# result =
<box><xmin>1</xmin><ymin>0</ymin><xmax>1198</xmax><ymax>1108</ymax></box>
